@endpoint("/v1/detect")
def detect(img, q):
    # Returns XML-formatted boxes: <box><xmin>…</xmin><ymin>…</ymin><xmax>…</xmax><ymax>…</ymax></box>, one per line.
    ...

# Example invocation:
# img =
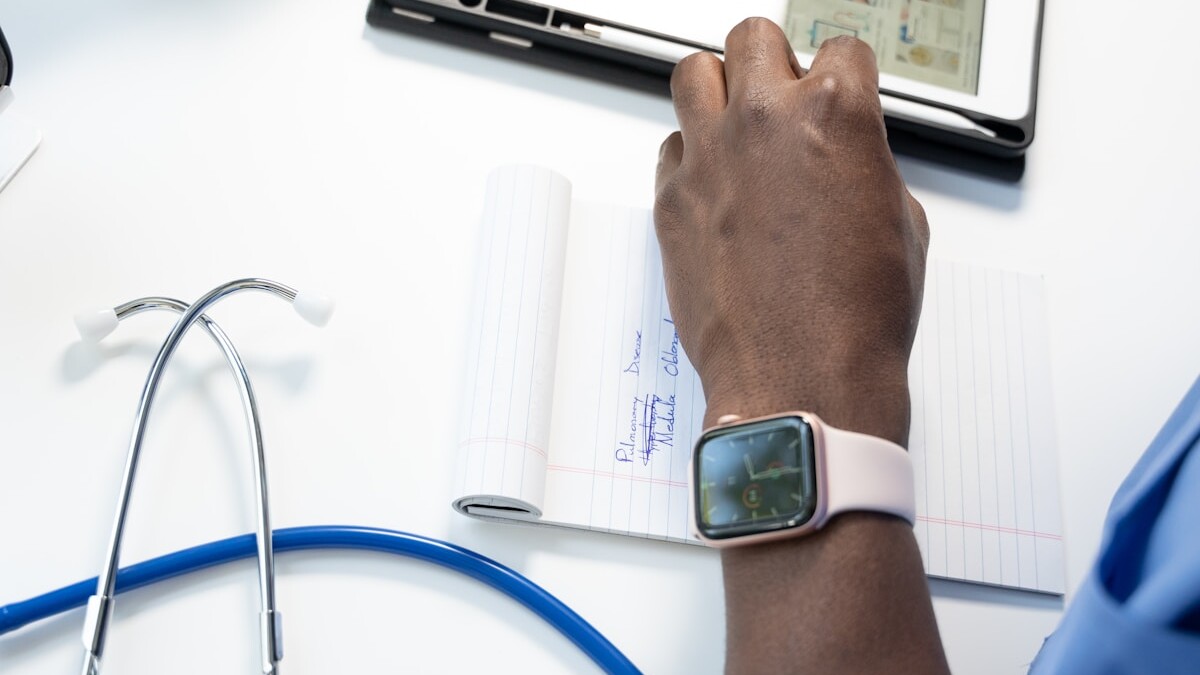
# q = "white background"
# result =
<box><xmin>1</xmin><ymin>0</ymin><xmax>1198</xmax><ymax>673</ymax></box>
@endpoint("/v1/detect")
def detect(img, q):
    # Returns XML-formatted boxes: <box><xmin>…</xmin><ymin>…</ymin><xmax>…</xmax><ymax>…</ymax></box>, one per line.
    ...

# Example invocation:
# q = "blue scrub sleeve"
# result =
<box><xmin>1031</xmin><ymin>376</ymin><xmax>1200</xmax><ymax>673</ymax></box>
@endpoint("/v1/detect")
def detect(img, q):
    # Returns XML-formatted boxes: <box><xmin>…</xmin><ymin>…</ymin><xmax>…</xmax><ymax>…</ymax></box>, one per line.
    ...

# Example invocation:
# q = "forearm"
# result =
<box><xmin>722</xmin><ymin>515</ymin><xmax>947</xmax><ymax>674</ymax></box>
<box><xmin>710</xmin><ymin>381</ymin><xmax>948</xmax><ymax>674</ymax></box>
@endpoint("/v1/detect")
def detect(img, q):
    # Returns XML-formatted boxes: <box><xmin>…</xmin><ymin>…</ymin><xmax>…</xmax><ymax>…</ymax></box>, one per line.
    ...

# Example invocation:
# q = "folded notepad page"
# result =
<box><xmin>454</xmin><ymin>165</ymin><xmax>1065</xmax><ymax>595</ymax></box>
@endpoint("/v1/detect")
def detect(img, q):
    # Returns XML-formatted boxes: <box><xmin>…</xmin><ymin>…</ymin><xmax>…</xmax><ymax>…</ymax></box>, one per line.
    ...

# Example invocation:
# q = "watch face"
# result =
<box><xmin>694</xmin><ymin>416</ymin><xmax>818</xmax><ymax>540</ymax></box>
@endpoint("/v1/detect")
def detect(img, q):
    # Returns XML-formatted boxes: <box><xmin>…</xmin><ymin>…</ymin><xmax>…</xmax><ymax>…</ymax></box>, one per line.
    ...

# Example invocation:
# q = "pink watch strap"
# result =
<box><xmin>821</xmin><ymin>425</ymin><xmax>916</xmax><ymax>525</ymax></box>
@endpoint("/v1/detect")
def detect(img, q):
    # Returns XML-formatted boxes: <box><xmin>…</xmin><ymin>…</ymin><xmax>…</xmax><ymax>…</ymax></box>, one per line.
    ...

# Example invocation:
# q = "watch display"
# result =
<box><xmin>694</xmin><ymin>416</ymin><xmax>818</xmax><ymax>540</ymax></box>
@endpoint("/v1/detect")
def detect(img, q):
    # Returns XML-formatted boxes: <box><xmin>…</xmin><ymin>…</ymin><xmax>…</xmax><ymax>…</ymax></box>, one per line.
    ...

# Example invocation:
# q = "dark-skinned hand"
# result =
<box><xmin>654</xmin><ymin>19</ymin><xmax>929</xmax><ymax>445</ymax></box>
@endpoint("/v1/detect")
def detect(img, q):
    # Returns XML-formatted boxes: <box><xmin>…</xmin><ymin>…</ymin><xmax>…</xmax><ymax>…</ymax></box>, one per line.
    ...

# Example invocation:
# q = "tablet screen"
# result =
<box><xmin>550</xmin><ymin>0</ymin><xmax>1035</xmax><ymax>119</ymax></box>
<box><xmin>783</xmin><ymin>0</ymin><xmax>984</xmax><ymax>95</ymax></box>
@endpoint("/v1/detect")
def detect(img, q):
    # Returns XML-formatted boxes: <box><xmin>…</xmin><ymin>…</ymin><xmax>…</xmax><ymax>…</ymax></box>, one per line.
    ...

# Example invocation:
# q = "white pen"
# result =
<box><xmin>577</xmin><ymin>22</ymin><xmax>997</xmax><ymax>139</ymax></box>
<box><xmin>879</xmin><ymin>95</ymin><xmax>996</xmax><ymax>138</ymax></box>
<box><xmin>579</xmin><ymin>23</ymin><xmax>707</xmax><ymax>63</ymax></box>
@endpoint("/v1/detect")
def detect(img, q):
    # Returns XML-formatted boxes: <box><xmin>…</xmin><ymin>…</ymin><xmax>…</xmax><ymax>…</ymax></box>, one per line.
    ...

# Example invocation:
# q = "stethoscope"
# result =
<box><xmin>0</xmin><ymin>279</ymin><xmax>639</xmax><ymax>675</ymax></box>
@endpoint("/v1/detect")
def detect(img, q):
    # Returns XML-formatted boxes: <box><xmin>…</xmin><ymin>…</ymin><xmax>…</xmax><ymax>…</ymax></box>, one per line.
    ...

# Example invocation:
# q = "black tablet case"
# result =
<box><xmin>1</xmin><ymin>24</ymin><xmax>13</xmax><ymax>87</ymax></box>
<box><xmin>366</xmin><ymin>0</ymin><xmax>1044</xmax><ymax>182</ymax></box>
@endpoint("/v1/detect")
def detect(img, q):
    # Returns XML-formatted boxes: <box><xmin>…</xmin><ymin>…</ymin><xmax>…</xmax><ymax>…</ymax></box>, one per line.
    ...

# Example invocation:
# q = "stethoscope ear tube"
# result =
<box><xmin>78</xmin><ymin>281</ymin><xmax>316</xmax><ymax>675</ymax></box>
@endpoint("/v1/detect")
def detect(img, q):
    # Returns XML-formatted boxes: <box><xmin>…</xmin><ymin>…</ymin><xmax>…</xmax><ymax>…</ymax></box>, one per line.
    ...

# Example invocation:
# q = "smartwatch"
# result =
<box><xmin>690</xmin><ymin>412</ymin><xmax>915</xmax><ymax>546</ymax></box>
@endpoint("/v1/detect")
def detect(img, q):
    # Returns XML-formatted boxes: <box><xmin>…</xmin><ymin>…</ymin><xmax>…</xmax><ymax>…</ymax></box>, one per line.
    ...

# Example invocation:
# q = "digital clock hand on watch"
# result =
<box><xmin>690</xmin><ymin>411</ymin><xmax>916</xmax><ymax>546</ymax></box>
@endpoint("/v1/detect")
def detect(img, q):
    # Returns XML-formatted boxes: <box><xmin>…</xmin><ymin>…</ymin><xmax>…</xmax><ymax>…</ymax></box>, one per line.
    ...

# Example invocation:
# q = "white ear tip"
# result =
<box><xmin>74</xmin><ymin>308</ymin><xmax>119</xmax><ymax>342</ymax></box>
<box><xmin>292</xmin><ymin>291</ymin><xmax>335</xmax><ymax>327</ymax></box>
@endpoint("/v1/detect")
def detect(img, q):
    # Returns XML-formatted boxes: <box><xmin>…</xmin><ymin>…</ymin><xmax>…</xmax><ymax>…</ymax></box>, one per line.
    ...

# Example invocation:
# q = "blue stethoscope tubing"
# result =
<box><xmin>0</xmin><ymin>525</ymin><xmax>641</xmax><ymax>674</ymax></box>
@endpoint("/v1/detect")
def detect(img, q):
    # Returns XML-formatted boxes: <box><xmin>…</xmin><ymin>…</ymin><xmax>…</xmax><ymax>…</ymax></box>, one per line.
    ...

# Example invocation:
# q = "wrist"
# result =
<box><xmin>700</xmin><ymin>362</ymin><xmax>912</xmax><ymax>446</ymax></box>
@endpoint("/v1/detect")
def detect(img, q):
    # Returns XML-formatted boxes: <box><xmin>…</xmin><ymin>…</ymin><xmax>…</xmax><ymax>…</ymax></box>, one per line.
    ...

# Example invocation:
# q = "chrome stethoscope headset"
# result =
<box><xmin>75</xmin><ymin>279</ymin><xmax>331</xmax><ymax>675</ymax></box>
<box><xmin>0</xmin><ymin>279</ymin><xmax>639</xmax><ymax>675</ymax></box>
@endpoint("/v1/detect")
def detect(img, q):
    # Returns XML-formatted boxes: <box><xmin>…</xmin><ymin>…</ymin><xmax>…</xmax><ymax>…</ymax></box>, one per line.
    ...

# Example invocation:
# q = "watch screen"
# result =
<box><xmin>695</xmin><ymin>416</ymin><xmax>818</xmax><ymax>540</ymax></box>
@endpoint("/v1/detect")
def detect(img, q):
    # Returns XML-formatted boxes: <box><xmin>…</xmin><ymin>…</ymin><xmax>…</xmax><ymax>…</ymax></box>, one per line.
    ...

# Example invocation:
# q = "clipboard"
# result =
<box><xmin>0</xmin><ymin>23</ymin><xmax>43</xmax><ymax>194</ymax></box>
<box><xmin>366</xmin><ymin>0</ymin><xmax>1045</xmax><ymax>182</ymax></box>
<box><xmin>1</xmin><ymin>24</ymin><xmax>12</xmax><ymax>87</ymax></box>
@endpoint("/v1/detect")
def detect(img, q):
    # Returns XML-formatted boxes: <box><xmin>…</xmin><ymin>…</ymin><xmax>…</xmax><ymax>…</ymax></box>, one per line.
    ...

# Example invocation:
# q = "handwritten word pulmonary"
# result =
<box><xmin>661</xmin><ymin>319</ymin><xmax>680</xmax><ymax>377</ymax></box>
<box><xmin>624</xmin><ymin>331</ymin><xmax>642</xmax><ymax>375</ymax></box>
<box><xmin>615</xmin><ymin>396</ymin><xmax>643</xmax><ymax>464</ymax></box>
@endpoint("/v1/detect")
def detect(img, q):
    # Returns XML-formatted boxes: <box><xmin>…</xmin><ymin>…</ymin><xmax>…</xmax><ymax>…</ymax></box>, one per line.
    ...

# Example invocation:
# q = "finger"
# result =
<box><xmin>670</xmin><ymin>51</ymin><xmax>726</xmax><ymax>142</ymax></box>
<box><xmin>723</xmin><ymin>18</ymin><xmax>799</xmax><ymax>99</ymax></box>
<box><xmin>656</xmin><ymin>131</ymin><xmax>683</xmax><ymax>191</ymax></box>
<box><xmin>806</xmin><ymin>35</ymin><xmax>879</xmax><ymax>93</ymax></box>
<box><xmin>654</xmin><ymin>132</ymin><xmax>686</xmax><ymax>235</ymax></box>
<box><xmin>907</xmin><ymin>191</ymin><xmax>930</xmax><ymax>253</ymax></box>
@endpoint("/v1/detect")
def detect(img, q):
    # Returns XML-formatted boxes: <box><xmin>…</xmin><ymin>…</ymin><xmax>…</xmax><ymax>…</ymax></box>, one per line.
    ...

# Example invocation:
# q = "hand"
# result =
<box><xmin>654</xmin><ymin>19</ymin><xmax>929</xmax><ymax>445</ymax></box>
<box><xmin>658</xmin><ymin>24</ymin><xmax>948</xmax><ymax>675</ymax></box>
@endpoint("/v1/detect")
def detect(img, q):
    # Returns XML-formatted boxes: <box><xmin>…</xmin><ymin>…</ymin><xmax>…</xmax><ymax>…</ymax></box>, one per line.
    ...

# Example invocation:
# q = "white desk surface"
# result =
<box><xmin>1</xmin><ymin>1</ymin><xmax>1198</xmax><ymax>673</ymax></box>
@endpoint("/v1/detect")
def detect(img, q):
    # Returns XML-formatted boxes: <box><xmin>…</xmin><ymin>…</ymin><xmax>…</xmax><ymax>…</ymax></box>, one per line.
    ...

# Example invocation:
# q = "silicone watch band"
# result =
<box><xmin>821</xmin><ymin>424</ymin><xmax>916</xmax><ymax>525</ymax></box>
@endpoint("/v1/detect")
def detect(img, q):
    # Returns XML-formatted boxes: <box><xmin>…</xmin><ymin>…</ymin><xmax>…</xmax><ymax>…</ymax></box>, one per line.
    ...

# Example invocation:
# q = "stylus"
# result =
<box><xmin>879</xmin><ymin>95</ymin><xmax>997</xmax><ymax>138</ymax></box>
<box><xmin>578</xmin><ymin>23</ymin><xmax>705</xmax><ymax>63</ymax></box>
<box><xmin>579</xmin><ymin>23</ymin><xmax>998</xmax><ymax>139</ymax></box>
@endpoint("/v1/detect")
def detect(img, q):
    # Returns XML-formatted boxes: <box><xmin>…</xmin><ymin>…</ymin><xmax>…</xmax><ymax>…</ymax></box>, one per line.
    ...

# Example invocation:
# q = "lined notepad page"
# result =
<box><xmin>456</xmin><ymin>166</ymin><xmax>1065</xmax><ymax>594</ymax></box>
<box><xmin>909</xmin><ymin>262</ymin><xmax>1064</xmax><ymax>594</ymax></box>
<box><xmin>541</xmin><ymin>201</ymin><xmax>703</xmax><ymax>543</ymax></box>
<box><xmin>455</xmin><ymin>167</ymin><xmax>705</xmax><ymax>536</ymax></box>
<box><xmin>456</xmin><ymin>166</ymin><xmax>573</xmax><ymax>518</ymax></box>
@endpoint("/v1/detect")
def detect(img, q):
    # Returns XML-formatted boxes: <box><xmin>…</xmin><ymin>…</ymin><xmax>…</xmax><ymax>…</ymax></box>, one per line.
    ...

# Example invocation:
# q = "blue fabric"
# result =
<box><xmin>1032</xmin><ymin>376</ymin><xmax>1200</xmax><ymax>673</ymax></box>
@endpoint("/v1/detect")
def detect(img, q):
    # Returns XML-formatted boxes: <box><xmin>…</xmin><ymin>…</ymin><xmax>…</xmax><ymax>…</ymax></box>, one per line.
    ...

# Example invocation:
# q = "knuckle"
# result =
<box><xmin>685</xmin><ymin>50</ymin><xmax>723</xmax><ymax>70</ymax></box>
<box><xmin>734</xmin><ymin>85</ymin><xmax>778</xmax><ymax>128</ymax></box>
<box><xmin>717</xmin><ymin>218</ymin><xmax>738</xmax><ymax>241</ymax></box>
<box><xmin>806</xmin><ymin>73</ymin><xmax>843</xmax><ymax>103</ymax></box>
<box><xmin>805</xmin><ymin>73</ymin><xmax>874</xmax><ymax>120</ymax></box>
<box><xmin>908</xmin><ymin>193</ymin><xmax>928</xmax><ymax>224</ymax></box>
<box><xmin>908</xmin><ymin>193</ymin><xmax>931</xmax><ymax>248</ymax></box>
<box><xmin>658</xmin><ymin>131</ymin><xmax>680</xmax><ymax>159</ymax></box>
<box><xmin>731</xmin><ymin>16</ymin><xmax>776</xmax><ymax>41</ymax></box>
<box><xmin>671</xmin><ymin>51</ymin><xmax>720</xmax><ymax>99</ymax></box>
<box><xmin>820</xmin><ymin>34</ymin><xmax>865</xmax><ymax>55</ymax></box>
<box><xmin>654</xmin><ymin>179</ymin><xmax>684</xmax><ymax>225</ymax></box>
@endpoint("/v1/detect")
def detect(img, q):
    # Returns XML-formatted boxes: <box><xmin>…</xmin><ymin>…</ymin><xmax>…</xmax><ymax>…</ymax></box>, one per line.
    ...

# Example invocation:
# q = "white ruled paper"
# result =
<box><xmin>909</xmin><ymin>261</ymin><xmax>1064</xmax><ymax>594</ymax></box>
<box><xmin>454</xmin><ymin>166</ymin><xmax>572</xmax><ymax>519</ymax></box>
<box><xmin>541</xmin><ymin>201</ymin><xmax>703</xmax><ymax>542</ymax></box>
<box><xmin>455</xmin><ymin>167</ymin><xmax>1065</xmax><ymax>594</ymax></box>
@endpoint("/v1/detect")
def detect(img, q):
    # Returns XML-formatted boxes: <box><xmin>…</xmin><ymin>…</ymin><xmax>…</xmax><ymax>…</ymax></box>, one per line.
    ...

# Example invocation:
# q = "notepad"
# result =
<box><xmin>454</xmin><ymin>165</ymin><xmax>1065</xmax><ymax>594</ymax></box>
